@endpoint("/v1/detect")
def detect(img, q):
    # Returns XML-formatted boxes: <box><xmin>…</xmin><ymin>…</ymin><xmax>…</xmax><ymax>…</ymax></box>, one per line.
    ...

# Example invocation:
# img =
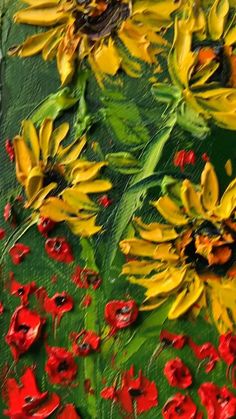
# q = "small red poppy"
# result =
<box><xmin>44</xmin><ymin>292</ymin><xmax>73</xmax><ymax>324</ymax></box>
<box><xmin>0</xmin><ymin>301</ymin><xmax>4</xmax><ymax>315</ymax></box>
<box><xmin>164</xmin><ymin>358</ymin><xmax>192</xmax><ymax>389</ymax></box>
<box><xmin>173</xmin><ymin>150</ymin><xmax>196</xmax><ymax>171</ymax></box>
<box><xmin>9</xmin><ymin>243</ymin><xmax>30</xmax><ymax>265</ymax></box>
<box><xmin>162</xmin><ymin>393</ymin><xmax>203</xmax><ymax>419</ymax></box>
<box><xmin>5</xmin><ymin>306</ymin><xmax>45</xmax><ymax>360</ymax></box>
<box><xmin>9</xmin><ymin>272</ymin><xmax>36</xmax><ymax>305</ymax></box>
<box><xmin>57</xmin><ymin>404</ymin><xmax>81</xmax><ymax>419</ymax></box>
<box><xmin>189</xmin><ymin>340</ymin><xmax>219</xmax><ymax>373</ymax></box>
<box><xmin>45</xmin><ymin>345</ymin><xmax>78</xmax><ymax>386</ymax></box>
<box><xmin>5</xmin><ymin>139</ymin><xmax>15</xmax><ymax>162</ymax></box>
<box><xmin>3</xmin><ymin>367</ymin><xmax>60</xmax><ymax>418</ymax></box>
<box><xmin>219</xmin><ymin>332</ymin><xmax>236</xmax><ymax>366</ymax></box>
<box><xmin>198</xmin><ymin>382</ymin><xmax>236</xmax><ymax>419</ymax></box>
<box><xmin>202</xmin><ymin>152</ymin><xmax>210</xmax><ymax>162</ymax></box>
<box><xmin>81</xmin><ymin>294</ymin><xmax>92</xmax><ymax>307</ymax></box>
<box><xmin>72</xmin><ymin>266</ymin><xmax>102</xmax><ymax>290</ymax></box>
<box><xmin>104</xmin><ymin>300</ymin><xmax>138</xmax><ymax>331</ymax></box>
<box><xmin>45</xmin><ymin>237</ymin><xmax>74</xmax><ymax>263</ymax></box>
<box><xmin>4</xmin><ymin>202</ymin><xmax>13</xmax><ymax>223</ymax></box>
<box><xmin>37</xmin><ymin>217</ymin><xmax>56</xmax><ymax>236</ymax></box>
<box><xmin>160</xmin><ymin>330</ymin><xmax>187</xmax><ymax>349</ymax></box>
<box><xmin>101</xmin><ymin>386</ymin><xmax>117</xmax><ymax>401</ymax></box>
<box><xmin>98</xmin><ymin>195</ymin><xmax>113</xmax><ymax>208</ymax></box>
<box><xmin>118</xmin><ymin>365</ymin><xmax>158</xmax><ymax>414</ymax></box>
<box><xmin>71</xmin><ymin>329</ymin><xmax>101</xmax><ymax>356</ymax></box>
<box><xmin>0</xmin><ymin>228</ymin><xmax>6</xmax><ymax>239</ymax></box>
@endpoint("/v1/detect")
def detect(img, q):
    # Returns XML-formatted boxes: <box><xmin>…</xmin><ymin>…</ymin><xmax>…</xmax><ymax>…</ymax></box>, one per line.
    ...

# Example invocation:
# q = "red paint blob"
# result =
<box><xmin>9</xmin><ymin>243</ymin><xmax>30</xmax><ymax>265</ymax></box>
<box><xmin>45</xmin><ymin>237</ymin><xmax>74</xmax><ymax>263</ymax></box>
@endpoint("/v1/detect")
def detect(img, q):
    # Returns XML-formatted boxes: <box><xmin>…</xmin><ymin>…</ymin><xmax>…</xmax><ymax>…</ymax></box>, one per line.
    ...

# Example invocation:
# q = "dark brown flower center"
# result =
<box><xmin>17</xmin><ymin>324</ymin><xmax>30</xmax><ymax>333</ymax></box>
<box><xmin>79</xmin><ymin>342</ymin><xmax>91</xmax><ymax>351</ymax></box>
<box><xmin>24</xmin><ymin>396</ymin><xmax>34</xmax><ymax>404</ymax></box>
<box><xmin>128</xmin><ymin>388</ymin><xmax>143</xmax><ymax>397</ymax></box>
<box><xmin>175</xmin><ymin>406</ymin><xmax>184</xmax><ymax>414</ymax></box>
<box><xmin>17</xmin><ymin>287</ymin><xmax>25</xmax><ymax>295</ymax></box>
<box><xmin>74</xmin><ymin>0</ymin><xmax>131</xmax><ymax>40</ymax></box>
<box><xmin>87</xmin><ymin>273</ymin><xmax>100</xmax><ymax>285</ymax></box>
<box><xmin>116</xmin><ymin>305</ymin><xmax>131</xmax><ymax>315</ymax></box>
<box><xmin>57</xmin><ymin>360</ymin><xmax>69</xmax><ymax>372</ymax></box>
<box><xmin>55</xmin><ymin>296</ymin><xmax>67</xmax><ymax>306</ymax></box>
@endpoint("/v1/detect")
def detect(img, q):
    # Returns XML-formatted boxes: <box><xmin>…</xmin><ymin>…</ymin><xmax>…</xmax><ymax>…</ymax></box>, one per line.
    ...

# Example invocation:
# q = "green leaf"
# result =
<box><xmin>31</xmin><ymin>88</ymin><xmax>78</xmax><ymax>124</ymax></box>
<box><xmin>106</xmin><ymin>152</ymin><xmax>142</xmax><ymax>174</ymax></box>
<box><xmin>102</xmin><ymin>113</ymin><xmax>177</xmax><ymax>280</ymax></box>
<box><xmin>116</xmin><ymin>301</ymin><xmax>172</xmax><ymax>365</ymax></box>
<box><xmin>152</xmin><ymin>82</ymin><xmax>181</xmax><ymax>105</ymax></box>
<box><xmin>177</xmin><ymin>103</ymin><xmax>210</xmax><ymax>139</ymax></box>
<box><xmin>73</xmin><ymin>70</ymin><xmax>92</xmax><ymax>138</ymax></box>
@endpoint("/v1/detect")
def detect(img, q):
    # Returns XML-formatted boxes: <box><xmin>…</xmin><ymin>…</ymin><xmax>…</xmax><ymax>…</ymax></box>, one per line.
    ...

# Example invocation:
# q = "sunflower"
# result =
<box><xmin>120</xmin><ymin>162</ymin><xmax>236</xmax><ymax>332</ymax></box>
<box><xmin>13</xmin><ymin>118</ymin><xmax>112</xmax><ymax>236</ymax></box>
<box><xmin>10</xmin><ymin>0</ymin><xmax>182</xmax><ymax>85</ymax></box>
<box><xmin>167</xmin><ymin>0</ymin><xmax>236</xmax><ymax>130</ymax></box>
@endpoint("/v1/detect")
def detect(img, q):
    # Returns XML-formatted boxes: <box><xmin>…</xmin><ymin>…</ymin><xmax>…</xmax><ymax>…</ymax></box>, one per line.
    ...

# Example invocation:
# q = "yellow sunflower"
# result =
<box><xmin>11</xmin><ymin>0</ymin><xmax>182</xmax><ymax>85</ymax></box>
<box><xmin>167</xmin><ymin>0</ymin><xmax>236</xmax><ymax>130</ymax></box>
<box><xmin>13</xmin><ymin>118</ymin><xmax>112</xmax><ymax>236</ymax></box>
<box><xmin>120</xmin><ymin>162</ymin><xmax>236</xmax><ymax>332</ymax></box>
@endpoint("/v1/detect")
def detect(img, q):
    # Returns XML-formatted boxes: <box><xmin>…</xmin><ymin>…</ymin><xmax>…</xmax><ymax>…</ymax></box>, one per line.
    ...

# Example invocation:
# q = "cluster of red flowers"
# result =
<box><xmin>173</xmin><ymin>149</ymin><xmax>209</xmax><ymax>171</ymax></box>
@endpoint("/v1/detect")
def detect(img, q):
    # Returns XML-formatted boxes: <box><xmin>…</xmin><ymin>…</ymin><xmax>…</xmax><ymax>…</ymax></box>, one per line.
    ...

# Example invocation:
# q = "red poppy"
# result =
<box><xmin>71</xmin><ymin>329</ymin><xmax>101</xmax><ymax>356</ymax></box>
<box><xmin>202</xmin><ymin>152</ymin><xmax>210</xmax><ymax>162</ymax></box>
<box><xmin>219</xmin><ymin>332</ymin><xmax>236</xmax><ymax>366</ymax></box>
<box><xmin>9</xmin><ymin>272</ymin><xmax>36</xmax><ymax>305</ymax></box>
<box><xmin>162</xmin><ymin>393</ymin><xmax>203</xmax><ymax>419</ymax></box>
<box><xmin>0</xmin><ymin>301</ymin><xmax>4</xmax><ymax>315</ymax></box>
<box><xmin>189</xmin><ymin>340</ymin><xmax>219</xmax><ymax>373</ymax></box>
<box><xmin>198</xmin><ymin>382</ymin><xmax>236</xmax><ymax>419</ymax></box>
<box><xmin>164</xmin><ymin>358</ymin><xmax>192</xmax><ymax>389</ymax></box>
<box><xmin>37</xmin><ymin>217</ymin><xmax>56</xmax><ymax>236</ymax></box>
<box><xmin>117</xmin><ymin>365</ymin><xmax>158</xmax><ymax>414</ymax></box>
<box><xmin>0</xmin><ymin>228</ymin><xmax>6</xmax><ymax>239</ymax></box>
<box><xmin>101</xmin><ymin>386</ymin><xmax>117</xmax><ymax>401</ymax></box>
<box><xmin>173</xmin><ymin>150</ymin><xmax>196</xmax><ymax>171</ymax></box>
<box><xmin>45</xmin><ymin>237</ymin><xmax>74</xmax><ymax>263</ymax></box>
<box><xmin>104</xmin><ymin>300</ymin><xmax>138</xmax><ymax>331</ymax></box>
<box><xmin>160</xmin><ymin>330</ymin><xmax>187</xmax><ymax>349</ymax></box>
<box><xmin>45</xmin><ymin>346</ymin><xmax>78</xmax><ymax>386</ymax></box>
<box><xmin>9</xmin><ymin>243</ymin><xmax>30</xmax><ymax>264</ymax></box>
<box><xmin>81</xmin><ymin>294</ymin><xmax>92</xmax><ymax>307</ymax></box>
<box><xmin>72</xmin><ymin>266</ymin><xmax>102</xmax><ymax>290</ymax></box>
<box><xmin>5</xmin><ymin>306</ymin><xmax>45</xmax><ymax>360</ymax></box>
<box><xmin>98</xmin><ymin>195</ymin><xmax>113</xmax><ymax>208</ymax></box>
<box><xmin>3</xmin><ymin>366</ymin><xmax>60</xmax><ymax>418</ymax></box>
<box><xmin>5</xmin><ymin>139</ymin><xmax>15</xmax><ymax>162</ymax></box>
<box><xmin>57</xmin><ymin>404</ymin><xmax>81</xmax><ymax>419</ymax></box>
<box><xmin>44</xmin><ymin>292</ymin><xmax>73</xmax><ymax>324</ymax></box>
<box><xmin>4</xmin><ymin>202</ymin><xmax>13</xmax><ymax>223</ymax></box>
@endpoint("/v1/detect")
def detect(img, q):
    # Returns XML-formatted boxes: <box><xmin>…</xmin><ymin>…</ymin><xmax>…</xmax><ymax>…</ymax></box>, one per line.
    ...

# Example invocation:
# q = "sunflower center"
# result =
<box><xmin>43</xmin><ymin>167</ymin><xmax>68</xmax><ymax>196</ymax></box>
<box><xmin>74</xmin><ymin>0</ymin><xmax>131</xmax><ymax>40</ymax></box>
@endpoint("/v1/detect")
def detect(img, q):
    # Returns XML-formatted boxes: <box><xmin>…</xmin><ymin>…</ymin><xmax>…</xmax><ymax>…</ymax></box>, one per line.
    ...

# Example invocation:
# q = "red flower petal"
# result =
<box><xmin>104</xmin><ymin>300</ymin><xmax>138</xmax><ymax>331</ymax></box>
<box><xmin>0</xmin><ymin>301</ymin><xmax>4</xmax><ymax>315</ymax></box>
<box><xmin>57</xmin><ymin>404</ymin><xmax>80</xmax><ymax>419</ymax></box>
<box><xmin>164</xmin><ymin>358</ymin><xmax>192</xmax><ymax>389</ymax></box>
<box><xmin>189</xmin><ymin>339</ymin><xmax>219</xmax><ymax>373</ymax></box>
<box><xmin>71</xmin><ymin>330</ymin><xmax>101</xmax><ymax>356</ymax></box>
<box><xmin>4</xmin><ymin>367</ymin><xmax>60</xmax><ymax>418</ymax></box>
<box><xmin>5</xmin><ymin>139</ymin><xmax>15</xmax><ymax>162</ymax></box>
<box><xmin>37</xmin><ymin>217</ymin><xmax>56</xmax><ymax>236</ymax></box>
<box><xmin>9</xmin><ymin>243</ymin><xmax>30</xmax><ymax>265</ymax></box>
<box><xmin>4</xmin><ymin>202</ymin><xmax>13</xmax><ymax>223</ymax></box>
<box><xmin>198</xmin><ymin>382</ymin><xmax>236</xmax><ymax>419</ymax></box>
<box><xmin>81</xmin><ymin>294</ymin><xmax>92</xmax><ymax>308</ymax></box>
<box><xmin>98</xmin><ymin>195</ymin><xmax>113</xmax><ymax>208</ymax></box>
<box><xmin>72</xmin><ymin>266</ymin><xmax>102</xmax><ymax>290</ymax></box>
<box><xmin>162</xmin><ymin>393</ymin><xmax>203</xmax><ymax>419</ymax></box>
<box><xmin>160</xmin><ymin>330</ymin><xmax>187</xmax><ymax>349</ymax></box>
<box><xmin>5</xmin><ymin>306</ymin><xmax>45</xmax><ymax>360</ymax></box>
<box><xmin>0</xmin><ymin>228</ymin><xmax>6</xmax><ymax>240</ymax></box>
<box><xmin>173</xmin><ymin>150</ymin><xmax>196</xmax><ymax>171</ymax></box>
<box><xmin>45</xmin><ymin>346</ymin><xmax>78</xmax><ymax>386</ymax></box>
<box><xmin>100</xmin><ymin>386</ymin><xmax>117</xmax><ymax>401</ymax></box>
<box><xmin>9</xmin><ymin>272</ymin><xmax>37</xmax><ymax>305</ymax></box>
<box><xmin>219</xmin><ymin>332</ymin><xmax>236</xmax><ymax>366</ymax></box>
<box><xmin>44</xmin><ymin>292</ymin><xmax>73</xmax><ymax>324</ymax></box>
<box><xmin>45</xmin><ymin>237</ymin><xmax>74</xmax><ymax>263</ymax></box>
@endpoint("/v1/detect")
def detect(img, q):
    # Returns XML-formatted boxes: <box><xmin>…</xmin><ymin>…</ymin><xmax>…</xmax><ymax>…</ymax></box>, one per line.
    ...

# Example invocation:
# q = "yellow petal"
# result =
<box><xmin>22</xmin><ymin>119</ymin><xmax>40</xmax><ymax>164</ymax></box>
<box><xmin>119</xmin><ymin>21</ymin><xmax>152</xmax><ymax>63</ymax></box>
<box><xmin>180</xmin><ymin>179</ymin><xmax>204</xmax><ymax>217</ymax></box>
<box><xmin>132</xmin><ymin>0</ymin><xmax>181</xmax><ymax>20</ymax></box>
<box><xmin>215</xmin><ymin>178</ymin><xmax>236</xmax><ymax>218</ymax></box>
<box><xmin>67</xmin><ymin>215</ymin><xmax>102</xmax><ymax>237</ymax></box>
<box><xmin>13</xmin><ymin>135</ymin><xmax>33</xmax><ymax>184</ymax></box>
<box><xmin>225</xmin><ymin>159</ymin><xmax>233</xmax><ymax>176</ymax></box>
<box><xmin>134</xmin><ymin>217</ymin><xmax>178</xmax><ymax>242</ymax></box>
<box><xmin>40</xmin><ymin>197</ymin><xmax>74</xmax><ymax>221</ymax></box>
<box><xmin>26</xmin><ymin>182</ymin><xmax>57</xmax><ymax>209</ymax></box>
<box><xmin>70</xmin><ymin>161</ymin><xmax>108</xmax><ymax>184</ymax></box>
<box><xmin>201</xmin><ymin>162</ymin><xmax>219</xmax><ymax>211</ymax></box>
<box><xmin>208</xmin><ymin>0</ymin><xmax>229</xmax><ymax>40</ymax></box>
<box><xmin>152</xmin><ymin>196</ymin><xmax>188</xmax><ymax>225</ymax></box>
<box><xmin>168</xmin><ymin>272</ymin><xmax>204</xmax><ymax>319</ymax></box>
<box><xmin>62</xmin><ymin>188</ymin><xmax>98</xmax><ymax>212</ymax></box>
<box><xmin>153</xmin><ymin>243</ymin><xmax>179</xmax><ymax>261</ymax></box>
<box><xmin>57</xmin><ymin>136</ymin><xmax>86</xmax><ymax>165</ymax></box>
<box><xmin>14</xmin><ymin>6</ymin><xmax>68</xmax><ymax>26</ymax></box>
<box><xmin>225</xmin><ymin>25</ymin><xmax>236</xmax><ymax>45</ymax></box>
<box><xmin>56</xmin><ymin>26</ymin><xmax>80</xmax><ymax>85</ymax></box>
<box><xmin>140</xmin><ymin>298</ymin><xmax>167</xmax><ymax>311</ymax></box>
<box><xmin>15</xmin><ymin>29</ymin><xmax>57</xmax><ymax>57</ymax></box>
<box><xmin>49</xmin><ymin>122</ymin><xmax>69</xmax><ymax>157</ymax></box>
<box><xmin>145</xmin><ymin>267</ymin><xmax>187</xmax><ymax>299</ymax></box>
<box><xmin>72</xmin><ymin>180</ymin><xmax>112</xmax><ymax>193</ymax></box>
<box><xmin>121</xmin><ymin>260</ymin><xmax>164</xmax><ymax>276</ymax></box>
<box><xmin>120</xmin><ymin>238</ymin><xmax>157</xmax><ymax>258</ymax></box>
<box><xmin>93</xmin><ymin>39</ymin><xmax>121</xmax><ymax>75</ymax></box>
<box><xmin>39</xmin><ymin>118</ymin><xmax>53</xmax><ymax>163</ymax></box>
<box><xmin>25</xmin><ymin>166</ymin><xmax>43</xmax><ymax>200</ymax></box>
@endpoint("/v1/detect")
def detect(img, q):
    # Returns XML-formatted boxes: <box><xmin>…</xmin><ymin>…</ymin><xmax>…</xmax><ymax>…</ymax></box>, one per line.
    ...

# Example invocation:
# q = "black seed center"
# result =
<box><xmin>17</xmin><ymin>324</ymin><xmax>30</xmax><ymax>333</ymax></box>
<box><xmin>17</xmin><ymin>287</ymin><xmax>25</xmax><ymax>296</ymax></box>
<box><xmin>55</xmin><ymin>296</ymin><xmax>67</xmax><ymax>306</ymax></box>
<box><xmin>57</xmin><ymin>360</ymin><xmax>69</xmax><ymax>372</ymax></box>
<box><xmin>129</xmin><ymin>388</ymin><xmax>142</xmax><ymax>397</ymax></box>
